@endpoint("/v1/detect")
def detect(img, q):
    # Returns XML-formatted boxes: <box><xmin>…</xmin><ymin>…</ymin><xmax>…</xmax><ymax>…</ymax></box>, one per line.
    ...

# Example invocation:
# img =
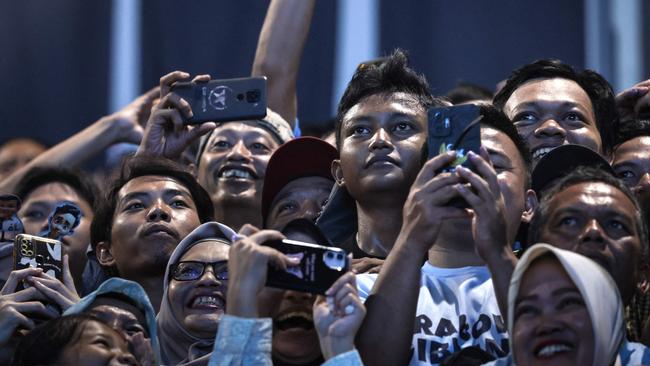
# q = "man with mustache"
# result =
<box><xmin>91</xmin><ymin>156</ymin><xmax>214</xmax><ymax>312</ymax></box>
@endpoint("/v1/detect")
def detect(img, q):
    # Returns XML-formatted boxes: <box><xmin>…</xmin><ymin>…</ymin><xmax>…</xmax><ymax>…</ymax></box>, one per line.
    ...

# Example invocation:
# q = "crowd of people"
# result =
<box><xmin>1</xmin><ymin>1</ymin><xmax>650</xmax><ymax>365</ymax></box>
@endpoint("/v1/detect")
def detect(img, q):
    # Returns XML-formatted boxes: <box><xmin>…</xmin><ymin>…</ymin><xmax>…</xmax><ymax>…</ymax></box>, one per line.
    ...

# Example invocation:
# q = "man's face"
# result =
<box><xmin>52</xmin><ymin>213</ymin><xmax>75</xmax><ymax>236</ymax></box>
<box><xmin>537</xmin><ymin>182</ymin><xmax>642</xmax><ymax>304</ymax></box>
<box><xmin>0</xmin><ymin>199</ymin><xmax>18</xmax><ymax>219</ymax></box>
<box><xmin>266</xmin><ymin>177</ymin><xmax>333</xmax><ymax>231</ymax></box>
<box><xmin>0</xmin><ymin>140</ymin><xmax>46</xmax><ymax>182</ymax></box>
<box><xmin>19</xmin><ymin>183</ymin><xmax>92</xmax><ymax>289</ymax></box>
<box><xmin>335</xmin><ymin>92</ymin><xmax>428</xmax><ymax>202</ymax></box>
<box><xmin>107</xmin><ymin>175</ymin><xmax>201</xmax><ymax>279</ymax></box>
<box><xmin>611</xmin><ymin>136</ymin><xmax>650</xmax><ymax>216</ymax></box>
<box><xmin>503</xmin><ymin>78</ymin><xmax>602</xmax><ymax>162</ymax></box>
<box><xmin>197</xmin><ymin>123</ymin><xmax>280</xmax><ymax>209</ymax></box>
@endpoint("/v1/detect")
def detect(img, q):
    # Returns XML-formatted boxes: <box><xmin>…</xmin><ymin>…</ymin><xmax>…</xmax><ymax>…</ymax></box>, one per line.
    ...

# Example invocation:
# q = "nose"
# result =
<box><xmin>147</xmin><ymin>200</ymin><xmax>171</xmax><ymax>222</ymax></box>
<box><xmin>534</xmin><ymin>118</ymin><xmax>566</xmax><ymax>139</ymax></box>
<box><xmin>535</xmin><ymin>319</ymin><xmax>563</xmax><ymax>337</ymax></box>
<box><xmin>226</xmin><ymin>140</ymin><xmax>252</xmax><ymax>162</ymax></box>
<box><xmin>369</xmin><ymin>128</ymin><xmax>393</xmax><ymax>151</ymax></box>
<box><xmin>579</xmin><ymin>219</ymin><xmax>606</xmax><ymax>247</ymax></box>
<box><xmin>300</xmin><ymin>201</ymin><xmax>322</xmax><ymax>223</ymax></box>
<box><xmin>115</xmin><ymin>351</ymin><xmax>138</xmax><ymax>366</ymax></box>
<box><xmin>635</xmin><ymin>173</ymin><xmax>650</xmax><ymax>193</ymax></box>
<box><xmin>196</xmin><ymin>265</ymin><xmax>223</xmax><ymax>286</ymax></box>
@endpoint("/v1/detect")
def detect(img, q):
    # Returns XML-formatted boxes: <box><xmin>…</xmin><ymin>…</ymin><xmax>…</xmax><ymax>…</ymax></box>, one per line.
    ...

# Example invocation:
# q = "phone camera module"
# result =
<box><xmin>246</xmin><ymin>89</ymin><xmax>261</xmax><ymax>103</ymax></box>
<box><xmin>236</xmin><ymin>93</ymin><xmax>245</xmax><ymax>101</ymax></box>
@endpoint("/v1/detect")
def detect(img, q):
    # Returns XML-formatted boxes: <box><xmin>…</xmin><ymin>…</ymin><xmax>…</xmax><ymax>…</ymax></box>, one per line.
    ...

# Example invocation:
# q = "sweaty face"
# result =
<box><xmin>611</xmin><ymin>136</ymin><xmax>650</xmax><ymax>216</ymax></box>
<box><xmin>504</xmin><ymin>78</ymin><xmax>602</xmax><ymax>162</ymax></box>
<box><xmin>56</xmin><ymin>320</ymin><xmax>138</xmax><ymax>366</ymax></box>
<box><xmin>168</xmin><ymin>240</ymin><xmax>229</xmax><ymax>339</ymax></box>
<box><xmin>537</xmin><ymin>182</ymin><xmax>642</xmax><ymax>304</ymax></box>
<box><xmin>19</xmin><ymin>182</ymin><xmax>92</xmax><ymax>290</ymax></box>
<box><xmin>266</xmin><ymin>176</ymin><xmax>333</xmax><ymax>231</ymax></box>
<box><xmin>197</xmin><ymin>123</ymin><xmax>280</xmax><ymax>210</ymax></box>
<box><xmin>107</xmin><ymin>176</ymin><xmax>201</xmax><ymax>279</ymax></box>
<box><xmin>335</xmin><ymin>92</ymin><xmax>428</xmax><ymax>202</ymax></box>
<box><xmin>513</xmin><ymin>256</ymin><xmax>593</xmax><ymax>366</ymax></box>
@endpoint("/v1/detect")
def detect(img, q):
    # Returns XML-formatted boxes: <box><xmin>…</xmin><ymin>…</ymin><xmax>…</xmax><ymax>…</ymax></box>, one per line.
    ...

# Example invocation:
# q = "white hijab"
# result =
<box><xmin>507</xmin><ymin>243</ymin><xmax>624</xmax><ymax>366</ymax></box>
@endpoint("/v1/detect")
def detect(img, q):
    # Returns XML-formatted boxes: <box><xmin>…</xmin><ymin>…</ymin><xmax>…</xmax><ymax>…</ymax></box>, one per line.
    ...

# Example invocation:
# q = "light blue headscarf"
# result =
<box><xmin>64</xmin><ymin>277</ymin><xmax>161</xmax><ymax>365</ymax></box>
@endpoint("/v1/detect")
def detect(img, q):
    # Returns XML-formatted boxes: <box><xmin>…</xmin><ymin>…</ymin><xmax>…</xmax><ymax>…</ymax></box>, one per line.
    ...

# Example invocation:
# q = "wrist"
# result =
<box><xmin>319</xmin><ymin>335</ymin><xmax>355</xmax><ymax>360</ymax></box>
<box><xmin>483</xmin><ymin>245</ymin><xmax>517</xmax><ymax>270</ymax></box>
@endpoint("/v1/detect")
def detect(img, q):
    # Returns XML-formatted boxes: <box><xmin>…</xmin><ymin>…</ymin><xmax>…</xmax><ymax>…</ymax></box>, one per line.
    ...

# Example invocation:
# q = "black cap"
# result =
<box><xmin>531</xmin><ymin>144</ymin><xmax>615</xmax><ymax>195</ymax></box>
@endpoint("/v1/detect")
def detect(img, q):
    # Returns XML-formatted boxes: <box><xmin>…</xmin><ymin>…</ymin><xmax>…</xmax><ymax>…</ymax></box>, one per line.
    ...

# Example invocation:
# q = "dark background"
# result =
<box><xmin>0</xmin><ymin>0</ymin><xmax>647</xmax><ymax>146</ymax></box>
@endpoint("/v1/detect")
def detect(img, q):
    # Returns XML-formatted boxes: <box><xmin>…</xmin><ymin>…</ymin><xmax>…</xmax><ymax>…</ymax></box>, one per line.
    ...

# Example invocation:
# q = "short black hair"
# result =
<box><xmin>445</xmin><ymin>82</ymin><xmax>494</xmax><ymax>105</ymax></box>
<box><xmin>335</xmin><ymin>49</ymin><xmax>445</xmax><ymax>149</ymax></box>
<box><xmin>90</xmin><ymin>156</ymin><xmax>213</xmax><ymax>250</ymax></box>
<box><xmin>493</xmin><ymin>59</ymin><xmax>618</xmax><ymax>154</ymax></box>
<box><xmin>528</xmin><ymin>166</ymin><xmax>648</xmax><ymax>256</ymax></box>
<box><xmin>11</xmin><ymin>313</ymin><xmax>106</xmax><ymax>366</ymax></box>
<box><xmin>613</xmin><ymin>119</ymin><xmax>650</xmax><ymax>149</ymax></box>
<box><xmin>15</xmin><ymin>167</ymin><xmax>98</xmax><ymax>209</ymax></box>
<box><xmin>478</xmin><ymin>104</ymin><xmax>533</xmax><ymax>183</ymax></box>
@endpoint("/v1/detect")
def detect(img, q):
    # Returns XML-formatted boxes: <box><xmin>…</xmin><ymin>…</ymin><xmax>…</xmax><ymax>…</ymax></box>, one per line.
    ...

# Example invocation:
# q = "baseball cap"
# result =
<box><xmin>262</xmin><ymin>137</ymin><xmax>338</xmax><ymax>222</ymax></box>
<box><xmin>531</xmin><ymin>144</ymin><xmax>615</xmax><ymax>195</ymax></box>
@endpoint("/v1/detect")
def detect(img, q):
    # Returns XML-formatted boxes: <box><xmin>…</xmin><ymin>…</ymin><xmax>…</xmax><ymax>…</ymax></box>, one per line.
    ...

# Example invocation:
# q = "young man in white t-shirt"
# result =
<box><xmin>355</xmin><ymin>106</ymin><xmax>537</xmax><ymax>366</ymax></box>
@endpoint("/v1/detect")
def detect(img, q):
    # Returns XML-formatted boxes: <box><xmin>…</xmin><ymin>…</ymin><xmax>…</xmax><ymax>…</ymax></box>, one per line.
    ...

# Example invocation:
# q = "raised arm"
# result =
<box><xmin>356</xmin><ymin>152</ymin><xmax>468</xmax><ymax>366</ymax></box>
<box><xmin>251</xmin><ymin>0</ymin><xmax>316</xmax><ymax>128</ymax></box>
<box><xmin>0</xmin><ymin>88</ymin><xmax>158</xmax><ymax>193</ymax></box>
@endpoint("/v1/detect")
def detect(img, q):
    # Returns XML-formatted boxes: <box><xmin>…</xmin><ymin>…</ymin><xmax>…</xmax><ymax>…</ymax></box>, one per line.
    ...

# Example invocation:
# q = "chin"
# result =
<box><xmin>185</xmin><ymin>313</ymin><xmax>222</xmax><ymax>337</ymax></box>
<box><xmin>273</xmin><ymin>334</ymin><xmax>321</xmax><ymax>364</ymax></box>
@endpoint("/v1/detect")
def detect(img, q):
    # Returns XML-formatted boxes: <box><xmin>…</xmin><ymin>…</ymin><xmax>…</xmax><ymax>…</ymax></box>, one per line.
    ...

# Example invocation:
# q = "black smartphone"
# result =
<box><xmin>13</xmin><ymin>234</ymin><xmax>63</xmax><ymax>289</ymax></box>
<box><xmin>171</xmin><ymin>76</ymin><xmax>267</xmax><ymax>124</ymax></box>
<box><xmin>264</xmin><ymin>239</ymin><xmax>349</xmax><ymax>295</ymax></box>
<box><xmin>427</xmin><ymin>104</ymin><xmax>482</xmax><ymax>207</ymax></box>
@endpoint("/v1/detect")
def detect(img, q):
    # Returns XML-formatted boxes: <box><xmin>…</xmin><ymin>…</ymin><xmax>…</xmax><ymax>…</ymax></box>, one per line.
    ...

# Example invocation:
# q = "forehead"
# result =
<box><xmin>180</xmin><ymin>240</ymin><xmax>230</xmax><ymax>262</ymax></box>
<box><xmin>548</xmin><ymin>182</ymin><xmax>637</xmax><ymax>215</ymax></box>
<box><xmin>274</xmin><ymin>177</ymin><xmax>333</xmax><ymax>201</ymax></box>
<box><xmin>613</xmin><ymin>136</ymin><xmax>650</xmax><ymax>161</ymax></box>
<box><xmin>118</xmin><ymin>175</ymin><xmax>190</xmax><ymax>198</ymax></box>
<box><xmin>25</xmin><ymin>182</ymin><xmax>83</xmax><ymax>203</ymax></box>
<box><xmin>208</xmin><ymin>122</ymin><xmax>275</xmax><ymax>142</ymax></box>
<box><xmin>519</xmin><ymin>256</ymin><xmax>575</xmax><ymax>294</ymax></box>
<box><xmin>480</xmin><ymin>126</ymin><xmax>524</xmax><ymax>166</ymax></box>
<box><xmin>342</xmin><ymin>92</ymin><xmax>425</xmax><ymax>122</ymax></box>
<box><xmin>505</xmin><ymin>78</ymin><xmax>593</xmax><ymax>111</ymax></box>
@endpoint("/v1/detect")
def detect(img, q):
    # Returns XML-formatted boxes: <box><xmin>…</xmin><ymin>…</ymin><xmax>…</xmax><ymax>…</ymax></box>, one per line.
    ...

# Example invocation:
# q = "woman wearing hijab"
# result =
<box><xmin>484</xmin><ymin>243</ymin><xmax>625</xmax><ymax>366</ymax></box>
<box><xmin>64</xmin><ymin>277</ymin><xmax>160</xmax><ymax>366</ymax></box>
<box><xmin>157</xmin><ymin>221</ymin><xmax>236</xmax><ymax>366</ymax></box>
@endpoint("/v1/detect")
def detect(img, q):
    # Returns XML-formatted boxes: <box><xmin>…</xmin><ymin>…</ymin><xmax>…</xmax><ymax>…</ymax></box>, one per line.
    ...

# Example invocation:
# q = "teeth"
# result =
<box><xmin>533</xmin><ymin>147</ymin><xmax>555</xmax><ymax>160</ymax></box>
<box><xmin>277</xmin><ymin>311</ymin><xmax>313</xmax><ymax>322</ymax></box>
<box><xmin>192</xmin><ymin>296</ymin><xmax>223</xmax><ymax>308</ymax></box>
<box><xmin>536</xmin><ymin>344</ymin><xmax>572</xmax><ymax>358</ymax></box>
<box><xmin>220</xmin><ymin>169</ymin><xmax>253</xmax><ymax>179</ymax></box>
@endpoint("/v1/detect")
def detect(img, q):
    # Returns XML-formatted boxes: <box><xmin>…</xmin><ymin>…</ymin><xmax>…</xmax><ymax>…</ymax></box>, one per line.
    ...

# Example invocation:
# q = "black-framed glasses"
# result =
<box><xmin>170</xmin><ymin>261</ymin><xmax>229</xmax><ymax>281</ymax></box>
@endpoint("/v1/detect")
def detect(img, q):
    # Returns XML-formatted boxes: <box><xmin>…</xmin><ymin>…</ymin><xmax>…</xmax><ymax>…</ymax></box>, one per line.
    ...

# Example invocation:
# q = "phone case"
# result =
<box><xmin>264</xmin><ymin>239</ymin><xmax>349</xmax><ymax>295</ymax></box>
<box><xmin>171</xmin><ymin>77</ymin><xmax>267</xmax><ymax>124</ymax></box>
<box><xmin>13</xmin><ymin>234</ymin><xmax>63</xmax><ymax>282</ymax></box>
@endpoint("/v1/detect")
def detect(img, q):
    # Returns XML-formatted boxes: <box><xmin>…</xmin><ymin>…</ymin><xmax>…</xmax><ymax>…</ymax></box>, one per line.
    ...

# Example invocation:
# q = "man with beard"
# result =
<box><xmin>91</xmin><ymin>156</ymin><xmax>213</xmax><ymax>311</ymax></box>
<box><xmin>493</xmin><ymin>59</ymin><xmax>617</xmax><ymax>163</ymax></box>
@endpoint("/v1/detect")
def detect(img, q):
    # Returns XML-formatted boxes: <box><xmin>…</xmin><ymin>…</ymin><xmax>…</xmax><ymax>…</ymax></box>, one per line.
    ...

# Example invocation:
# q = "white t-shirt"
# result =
<box><xmin>357</xmin><ymin>263</ymin><xmax>509</xmax><ymax>366</ymax></box>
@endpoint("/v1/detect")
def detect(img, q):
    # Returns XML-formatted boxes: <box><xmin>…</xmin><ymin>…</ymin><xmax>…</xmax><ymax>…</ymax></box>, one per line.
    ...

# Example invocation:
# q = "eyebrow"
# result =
<box><xmin>486</xmin><ymin>147</ymin><xmax>512</xmax><ymax>164</ymax></box>
<box><xmin>344</xmin><ymin>112</ymin><xmax>417</xmax><ymax>126</ymax></box>
<box><xmin>516</xmin><ymin>286</ymin><xmax>580</xmax><ymax>305</ymax></box>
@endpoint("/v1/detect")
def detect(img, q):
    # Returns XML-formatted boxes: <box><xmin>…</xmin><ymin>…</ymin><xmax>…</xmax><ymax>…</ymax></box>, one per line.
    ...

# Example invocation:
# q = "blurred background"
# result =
<box><xmin>0</xmin><ymin>0</ymin><xmax>648</xmax><ymax>145</ymax></box>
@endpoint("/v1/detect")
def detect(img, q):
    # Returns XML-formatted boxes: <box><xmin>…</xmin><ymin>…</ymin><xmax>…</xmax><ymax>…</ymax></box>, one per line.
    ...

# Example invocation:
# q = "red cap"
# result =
<box><xmin>262</xmin><ymin>137</ymin><xmax>338</xmax><ymax>222</ymax></box>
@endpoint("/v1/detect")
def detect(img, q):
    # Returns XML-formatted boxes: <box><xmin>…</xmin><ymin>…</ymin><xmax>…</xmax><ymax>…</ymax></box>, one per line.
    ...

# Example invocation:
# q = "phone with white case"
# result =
<box><xmin>13</xmin><ymin>234</ymin><xmax>63</xmax><ymax>289</ymax></box>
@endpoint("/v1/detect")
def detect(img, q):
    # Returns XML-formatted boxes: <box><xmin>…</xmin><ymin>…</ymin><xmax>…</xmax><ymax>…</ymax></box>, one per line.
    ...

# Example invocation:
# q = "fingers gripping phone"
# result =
<box><xmin>264</xmin><ymin>239</ymin><xmax>349</xmax><ymax>295</ymax></box>
<box><xmin>13</xmin><ymin>234</ymin><xmax>63</xmax><ymax>288</ymax></box>
<box><xmin>427</xmin><ymin>104</ymin><xmax>483</xmax><ymax>208</ymax></box>
<box><xmin>171</xmin><ymin>76</ymin><xmax>268</xmax><ymax>124</ymax></box>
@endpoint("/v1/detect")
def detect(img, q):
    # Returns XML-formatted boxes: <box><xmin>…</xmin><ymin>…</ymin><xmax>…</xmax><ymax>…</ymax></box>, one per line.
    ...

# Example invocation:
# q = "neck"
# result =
<box><xmin>213</xmin><ymin>199</ymin><xmax>262</xmax><ymax>231</ymax></box>
<box><xmin>136</xmin><ymin>275</ymin><xmax>165</xmax><ymax>313</ymax></box>
<box><xmin>356</xmin><ymin>200</ymin><xmax>405</xmax><ymax>257</ymax></box>
<box><xmin>427</xmin><ymin>222</ymin><xmax>484</xmax><ymax>268</ymax></box>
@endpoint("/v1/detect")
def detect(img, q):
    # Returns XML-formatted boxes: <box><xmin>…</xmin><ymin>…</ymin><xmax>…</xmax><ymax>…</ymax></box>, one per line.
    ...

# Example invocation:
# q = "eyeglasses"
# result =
<box><xmin>170</xmin><ymin>261</ymin><xmax>229</xmax><ymax>281</ymax></box>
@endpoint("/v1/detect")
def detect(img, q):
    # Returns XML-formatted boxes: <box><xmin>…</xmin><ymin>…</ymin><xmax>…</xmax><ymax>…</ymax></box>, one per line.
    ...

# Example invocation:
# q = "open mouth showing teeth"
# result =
<box><xmin>219</xmin><ymin>168</ymin><xmax>254</xmax><ymax>180</ymax></box>
<box><xmin>191</xmin><ymin>295</ymin><xmax>224</xmax><ymax>309</ymax></box>
<box><xmin>533</xmin><ymin>147</ymin><xmax>556</xmax><ymax>160</ymax></box>
<box><xmin>535</xmin><ymin>343</ymin><xmax>573</xmax><ymax>358</ymax></box>
<box><xmin>275</xmin><ymin>311</ymin><xmax>314</xmax><ymax>331</ymax></box>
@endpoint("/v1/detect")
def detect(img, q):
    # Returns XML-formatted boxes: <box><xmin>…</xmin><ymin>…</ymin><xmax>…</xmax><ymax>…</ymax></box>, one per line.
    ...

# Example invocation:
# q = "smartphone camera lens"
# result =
<box><xmin>336</xmin><ymin>253</ymin><xmax>343</xmax><ymax>260</ymax></box>
<box><xmin>326</xmin><ymin>252</ymin><xmax>334</xmax><ymax>259</ymax></box>
<box><xmin>236</xmin><ymin>93</ymin><xmax>244</xmax><ymax>101</ymax></box>
<box><xmin>246</xmin><ymin>89</ymin><xmax>261</xmax><ymax>103</ymax></box>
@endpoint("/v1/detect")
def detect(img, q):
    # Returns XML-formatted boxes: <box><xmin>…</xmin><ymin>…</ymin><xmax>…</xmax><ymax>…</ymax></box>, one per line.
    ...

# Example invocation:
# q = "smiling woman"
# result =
<box><xmin>157</xmin><ymin>221</ymin><xmax>236</xmax><ymax>366</ymax></box>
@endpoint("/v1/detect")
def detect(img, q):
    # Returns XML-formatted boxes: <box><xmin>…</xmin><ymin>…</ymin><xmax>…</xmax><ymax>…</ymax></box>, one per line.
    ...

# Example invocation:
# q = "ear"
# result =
<box><xmin>188</xmin><ymin>162</ymin><xmax>198</xmax><ymax>178</ymax></box>
<box><xmin>521</xmin><ymin>189</ymin><xmax>538</xmax><ymax>224</ymax></box>
<box><xmin>331</xmin><ymin>159</ymin><xmax>345</xmax><ymax>187</ymax></box>
<box><xmin>96</xmin><ymin>241</ymin><xmax>116</xmax><ymax>267</ymax></box>
<box><xmin>637</xmin><ymin>261</ymin><xmax>650</xmax><ymax>295</ymax></box>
